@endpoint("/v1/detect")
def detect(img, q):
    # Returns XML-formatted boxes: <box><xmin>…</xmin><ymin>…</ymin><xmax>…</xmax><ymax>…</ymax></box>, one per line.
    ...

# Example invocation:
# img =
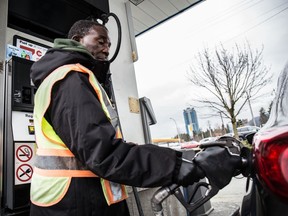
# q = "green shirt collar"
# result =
<box><xmin>53</xmin><ymin>38</ymin><xmax>94</xmax><ymax>59</ymax></box>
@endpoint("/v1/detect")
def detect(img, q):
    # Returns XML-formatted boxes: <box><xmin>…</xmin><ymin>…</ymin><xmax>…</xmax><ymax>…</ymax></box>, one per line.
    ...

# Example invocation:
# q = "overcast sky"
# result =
<box><xmin>134</xmin><ymin>0</ymin><xmax>288</xmax><ymax>139</ymax></box>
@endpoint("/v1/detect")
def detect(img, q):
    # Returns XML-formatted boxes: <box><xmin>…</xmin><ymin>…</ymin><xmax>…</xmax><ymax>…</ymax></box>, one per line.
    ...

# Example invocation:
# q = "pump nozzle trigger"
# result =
<box><xmin>174</xmin><ymin>181</ymin><xmax>219</xmax><ymax>213</ymax></box>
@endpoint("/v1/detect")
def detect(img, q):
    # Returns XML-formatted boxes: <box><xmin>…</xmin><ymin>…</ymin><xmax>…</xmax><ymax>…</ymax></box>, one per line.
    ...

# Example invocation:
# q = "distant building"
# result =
<box><xmin>183</xmin><ymin>107</ymin><xmax>200</xmax><ymax>137</ymax></box>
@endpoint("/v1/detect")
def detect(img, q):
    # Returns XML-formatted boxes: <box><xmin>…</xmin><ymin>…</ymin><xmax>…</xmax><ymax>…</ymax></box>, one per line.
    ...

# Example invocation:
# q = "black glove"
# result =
<box><xmin>174</xmin><ymin>158</ymin><xmax>205</xmax><ymax>187</ymax></box>
<box><xmin>193</xmin><ymin>146</ymin><xmax>242</xmax><ymax>189</ymax></box>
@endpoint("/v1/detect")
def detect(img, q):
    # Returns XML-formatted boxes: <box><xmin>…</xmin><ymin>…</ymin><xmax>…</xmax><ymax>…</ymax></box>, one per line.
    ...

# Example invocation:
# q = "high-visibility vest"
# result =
<box><xmin>30</xmin><ymin>63</ymin><xmax>128</xmax><ymax>207</ymax></box>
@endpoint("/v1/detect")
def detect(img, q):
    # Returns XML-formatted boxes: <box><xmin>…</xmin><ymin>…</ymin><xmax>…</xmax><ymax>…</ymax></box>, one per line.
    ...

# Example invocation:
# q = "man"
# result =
<box><xmin>30</xmin><ymin>20</ymin><xmax>241</xmax><ymax>216</ymax></box>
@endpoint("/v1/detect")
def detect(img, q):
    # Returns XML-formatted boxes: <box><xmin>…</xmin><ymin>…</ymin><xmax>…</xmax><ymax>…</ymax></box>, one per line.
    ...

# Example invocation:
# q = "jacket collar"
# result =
<box><xmin>54</xmin><ymin>38</ymin><xmax>94</xmax><ymax>59</ymax></box>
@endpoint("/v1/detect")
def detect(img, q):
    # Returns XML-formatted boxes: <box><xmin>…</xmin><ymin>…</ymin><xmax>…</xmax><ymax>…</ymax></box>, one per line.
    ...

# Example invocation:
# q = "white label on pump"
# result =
<box><xmin>12</xmin><ymin>111</ymin><xmax>35</xmax><ymax>141</ymax></box>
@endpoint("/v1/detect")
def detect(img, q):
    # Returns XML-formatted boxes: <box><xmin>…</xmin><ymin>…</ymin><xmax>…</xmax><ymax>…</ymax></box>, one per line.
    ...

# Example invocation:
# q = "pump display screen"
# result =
<box><xmin>13</xmin><ymin>35</ymin><xmax>50</xmax><ymax>62</ymax></box>
<box><xmin>11</xmin><ymin>56</ymin><xmax>36</xmax><ymax>112</ymax></box>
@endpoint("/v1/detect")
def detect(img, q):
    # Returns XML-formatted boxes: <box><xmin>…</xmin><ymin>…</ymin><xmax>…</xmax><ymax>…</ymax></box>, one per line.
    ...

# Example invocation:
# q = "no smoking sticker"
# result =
<box><xmin>16</xmin><ymin>145</ymin><xmax>33</xmax><ymax>162</ymax></box>
<box><xmin>16</xmin><ymin>164</ymin><xmax>33</xmax><ymax>182</ymax></box>
<box><xmin>14</xmin><ymin>142</ymin><xmax>35</xmax><ymax>185</ymax></box>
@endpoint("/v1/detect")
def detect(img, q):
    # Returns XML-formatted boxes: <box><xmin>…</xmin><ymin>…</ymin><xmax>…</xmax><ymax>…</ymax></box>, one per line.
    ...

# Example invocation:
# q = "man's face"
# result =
<box><xmin>79</xmin><ymin>26</ymin><xmax>111</xmax><ymax>61</ymax></box>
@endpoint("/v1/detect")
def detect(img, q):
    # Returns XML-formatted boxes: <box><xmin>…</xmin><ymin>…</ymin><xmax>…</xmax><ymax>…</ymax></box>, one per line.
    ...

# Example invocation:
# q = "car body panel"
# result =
<box><xmin>241</xmin><ymin>63</ymin><xmax>288</xmax><ymax>215</ymax></box>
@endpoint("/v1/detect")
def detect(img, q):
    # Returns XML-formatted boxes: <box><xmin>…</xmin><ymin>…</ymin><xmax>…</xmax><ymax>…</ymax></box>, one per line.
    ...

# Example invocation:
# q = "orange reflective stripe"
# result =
<box><xmin>34</xmin><ymin>167</ymin><xmax>97</xmax><ymax>177</ymax></box>
<box><xmin>37</xmin><ymin>148</ymin><xmax>74</xmax><ymax>157</ymax></box>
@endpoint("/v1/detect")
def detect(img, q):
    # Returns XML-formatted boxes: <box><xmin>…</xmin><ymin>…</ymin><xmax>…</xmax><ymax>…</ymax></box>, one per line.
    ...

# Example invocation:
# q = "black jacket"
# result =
<box><xmin>30</xmin><ymin>39</ymin><xmax>182</xmax><ymax>188</ymax></box>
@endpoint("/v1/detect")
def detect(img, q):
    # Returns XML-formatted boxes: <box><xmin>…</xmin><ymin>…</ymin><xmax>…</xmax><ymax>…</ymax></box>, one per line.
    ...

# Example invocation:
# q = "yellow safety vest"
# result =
<box><xmin>30</xmin><ymin>63</ymin><xmax>128</xmax><ymax>207</ymax></box>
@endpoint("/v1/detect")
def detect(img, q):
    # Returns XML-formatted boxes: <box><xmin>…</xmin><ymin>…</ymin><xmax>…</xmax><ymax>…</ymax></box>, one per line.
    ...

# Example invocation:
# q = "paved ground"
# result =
<box><xmin>209</xmin><ymin>175</ymin><xmax>248</xmax><ymax>216</ymax></box>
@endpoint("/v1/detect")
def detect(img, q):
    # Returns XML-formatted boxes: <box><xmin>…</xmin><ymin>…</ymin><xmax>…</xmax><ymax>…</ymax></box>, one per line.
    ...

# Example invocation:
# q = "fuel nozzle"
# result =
<box><xmin>151</xmin><ymin>137</ymin><xmax>253</xmax><ymax>216</ymax></box>
<box><xmin>239</xmin><ymin>146</ymin><xmax>253</xmax><ymax>177</ymax></box>
<box><xmin>151</xmin><ymin>184</ymin><xmax>179</xmax><ymax>216</ymax></box>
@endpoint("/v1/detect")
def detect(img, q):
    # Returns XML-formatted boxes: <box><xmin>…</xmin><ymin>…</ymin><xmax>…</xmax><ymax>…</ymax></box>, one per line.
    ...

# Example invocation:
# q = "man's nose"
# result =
<box><xmin>103</xmin><ymin>45</ymin><xmax>110</xmax><ymax>57</ymax></box>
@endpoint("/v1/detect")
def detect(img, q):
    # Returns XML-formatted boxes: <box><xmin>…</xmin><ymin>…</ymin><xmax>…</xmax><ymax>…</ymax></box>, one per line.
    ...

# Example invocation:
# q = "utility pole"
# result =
<box><xmin>246</xmin><ymin>91</ymin><xmax>256</xmax><ymax>126</ymax></box>
<box><xmin>219</xmin><ymin>111</ymin><xmax>225</xmax><ymax>134</ymax></box>
<box><xmin>170</xmin><ymin>118</ymin><xmax>181</xmax><ymax>143</ymax></box>
<box><xmin>208</xmin><ymin>121</ymin><xmax>212</xmax><ymax>137</ymax></box>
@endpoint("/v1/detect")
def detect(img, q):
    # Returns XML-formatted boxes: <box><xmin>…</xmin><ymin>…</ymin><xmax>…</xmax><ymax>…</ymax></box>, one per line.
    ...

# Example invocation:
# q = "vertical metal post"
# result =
<box><xmin>124</xmin><ymin>1</ymin><xmax>138</xmax><ymax>62</ymax></box>
<box><xmin>139</xmin><ymin>98</ymin><xmax>152</xmax><ymax>144</ymax></box>
<box><xmin>0</xmin><ymin>0</ymin><xmax>8</xmax><ymax>209</ymax></box>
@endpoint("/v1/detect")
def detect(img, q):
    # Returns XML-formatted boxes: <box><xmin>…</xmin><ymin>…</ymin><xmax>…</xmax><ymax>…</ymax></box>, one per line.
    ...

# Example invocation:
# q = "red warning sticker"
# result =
<box><xmin>16</xmin><ymin>145</ymin><xmax>33</xmax><ymax>162</ymax></box>
<box><xmin>16</xmin><ymin>164</ymin><xmax>33</xmax><ymax>182</ymax></box>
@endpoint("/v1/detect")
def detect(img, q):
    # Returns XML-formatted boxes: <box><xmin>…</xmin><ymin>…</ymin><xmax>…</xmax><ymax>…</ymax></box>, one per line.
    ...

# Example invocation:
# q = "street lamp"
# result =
<box><xmin>170</xmin><ymin>118</ymin><xmax>181</xmax><ymax>143</ymax></box>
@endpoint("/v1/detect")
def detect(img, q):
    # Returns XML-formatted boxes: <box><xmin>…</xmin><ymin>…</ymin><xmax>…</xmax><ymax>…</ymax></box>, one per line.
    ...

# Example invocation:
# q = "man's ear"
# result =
<box><xmin>71</xmin><ymin>35</ymin><xmax>81</xmax><ymax>42</ymax></box>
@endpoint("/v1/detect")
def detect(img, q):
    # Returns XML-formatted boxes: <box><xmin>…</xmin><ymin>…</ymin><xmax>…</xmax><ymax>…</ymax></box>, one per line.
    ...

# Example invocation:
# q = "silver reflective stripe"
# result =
<box><xmin>98</xmin><ymin>84</ymin><xmax>119</xmax><ymax>129</ymax></box>
<box><xmin>35</xmin><ymin>155</ymin><xmax>89</xmax><ymax>170</ymax></box>
<box><xmin>110</xmin><ymin>181</ymin><xmax>123</xmax><ymax>201</ymax></box>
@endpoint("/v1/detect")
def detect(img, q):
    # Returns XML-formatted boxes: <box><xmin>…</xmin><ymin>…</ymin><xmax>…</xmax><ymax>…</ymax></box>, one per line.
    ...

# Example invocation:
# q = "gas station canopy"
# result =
<box><xmin>8</xmin><ymin>0</ymin><xmax>204</xmax><ymax>41</ymax></box>
<box><xmin>129</xmin><ymin>0</ymin><xmax>204</xmax><ymax>36</ymax></box>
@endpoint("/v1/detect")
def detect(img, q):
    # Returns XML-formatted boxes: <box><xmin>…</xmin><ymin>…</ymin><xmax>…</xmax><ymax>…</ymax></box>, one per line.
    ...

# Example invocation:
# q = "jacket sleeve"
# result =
<box><xmin>47</xmin><ymin>71</ymin><xmax>183</xmax><ymax>187</ymax></box>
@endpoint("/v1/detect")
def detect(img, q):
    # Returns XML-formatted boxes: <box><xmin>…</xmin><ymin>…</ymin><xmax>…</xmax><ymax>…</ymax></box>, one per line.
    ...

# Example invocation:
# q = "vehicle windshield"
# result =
<box><xmin>263</xmin><ymin>63</ymin><xmax>288</xmax><ymax>129</ymax></box>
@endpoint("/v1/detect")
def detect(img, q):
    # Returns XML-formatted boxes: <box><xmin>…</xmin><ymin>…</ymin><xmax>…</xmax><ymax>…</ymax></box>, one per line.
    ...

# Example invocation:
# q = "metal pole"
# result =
<box><xmin>208</xmin><ymin>121</ymin><xmax>212</xmax><ymax>137</ymax></box>
<box><xmin>246</xmin><ymin>92</ymin><xmax>256</xmax><ymax>126</ymax></box>
<box><xmin>219</xmin><ymin>112</ymin><xmax>225</xmax><ymax>134</ymax></box>
<box><xmin>0</xmin><ymin>0</ymin><xmax>8</xmax><ymax>209</ymax></box>
<box><xmin>170</xmin><ymin>118</ymin><xmax>181</xmax><ymax>143</ymax></box>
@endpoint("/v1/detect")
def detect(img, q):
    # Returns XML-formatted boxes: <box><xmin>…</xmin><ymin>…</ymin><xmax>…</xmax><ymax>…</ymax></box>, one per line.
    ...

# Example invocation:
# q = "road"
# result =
<box><xmin>209</xmin><ymin>175</ymin><xmax>248</xmax><ymax>216</ymax></box>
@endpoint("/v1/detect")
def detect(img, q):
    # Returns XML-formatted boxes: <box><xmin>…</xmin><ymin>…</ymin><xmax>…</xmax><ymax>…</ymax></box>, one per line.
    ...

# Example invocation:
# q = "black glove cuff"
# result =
<box><xmin>174</xmin><ymin>158</ymin><xmax>205</xmax><ymax>187</ymax></box>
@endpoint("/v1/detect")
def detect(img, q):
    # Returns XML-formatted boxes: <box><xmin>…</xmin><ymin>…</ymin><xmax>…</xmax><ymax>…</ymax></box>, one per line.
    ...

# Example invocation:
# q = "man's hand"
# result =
<box><xmin>193</xmin><ymin>146</ymin><xmax>242</xmax><ymax>189</ymax></box>
<box><xmin>174</xmin><ymin>158</ymin><xmax>205</xmax><ymax>187</ymax></box>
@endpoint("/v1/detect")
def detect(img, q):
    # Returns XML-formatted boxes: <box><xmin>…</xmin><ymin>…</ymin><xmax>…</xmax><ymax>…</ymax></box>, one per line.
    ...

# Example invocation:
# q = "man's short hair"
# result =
<box><xmin>67</xmin><ymin>20</ymin><xmax>107</xmax><ymax>39</ymax></box>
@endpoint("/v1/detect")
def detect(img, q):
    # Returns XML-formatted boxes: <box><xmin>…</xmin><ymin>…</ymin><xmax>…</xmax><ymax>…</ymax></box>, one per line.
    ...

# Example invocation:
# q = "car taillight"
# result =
<box><xmin>254</xmin><ymin>126</ymin><xmax>288</xmax><ymax>201</ymax></box>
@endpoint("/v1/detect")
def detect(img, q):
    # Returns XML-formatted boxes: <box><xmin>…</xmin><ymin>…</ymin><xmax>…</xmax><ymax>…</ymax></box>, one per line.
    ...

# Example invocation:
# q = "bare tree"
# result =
<box><xmin>187</xmin><ymin>43</ymin><xmax>271</xmax><ymax>138</ymax></box>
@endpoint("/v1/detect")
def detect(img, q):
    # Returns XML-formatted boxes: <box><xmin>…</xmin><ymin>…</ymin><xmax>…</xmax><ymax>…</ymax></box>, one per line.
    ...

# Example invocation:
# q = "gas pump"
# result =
<box><xmin>2</xmin><ymin>55</ymin><xmax>36</xmax><ymax>215</ymax></box>
<box><xmin>2</xmin><ymin>35</ymin><xmax>50</xmax><ymax>215</ymax></box>
<box><xmin>1</xmin><ymin>35</ymin><xmax>49</xmax><ymax>215</ymax></box>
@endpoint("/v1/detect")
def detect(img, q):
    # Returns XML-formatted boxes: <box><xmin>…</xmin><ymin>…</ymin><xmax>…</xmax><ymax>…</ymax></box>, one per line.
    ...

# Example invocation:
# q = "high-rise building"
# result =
<box><xmin>183</xmin><ymin>107</ymin><xmax>200</xmax><ymax>137</ymax></box>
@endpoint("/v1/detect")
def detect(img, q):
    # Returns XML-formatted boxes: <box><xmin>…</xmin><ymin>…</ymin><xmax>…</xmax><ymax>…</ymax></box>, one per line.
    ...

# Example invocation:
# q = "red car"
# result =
<box><xmin>181</xmin><ymin>141</ymin><xmax>199</xmax><ymax>149</ymax></box>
